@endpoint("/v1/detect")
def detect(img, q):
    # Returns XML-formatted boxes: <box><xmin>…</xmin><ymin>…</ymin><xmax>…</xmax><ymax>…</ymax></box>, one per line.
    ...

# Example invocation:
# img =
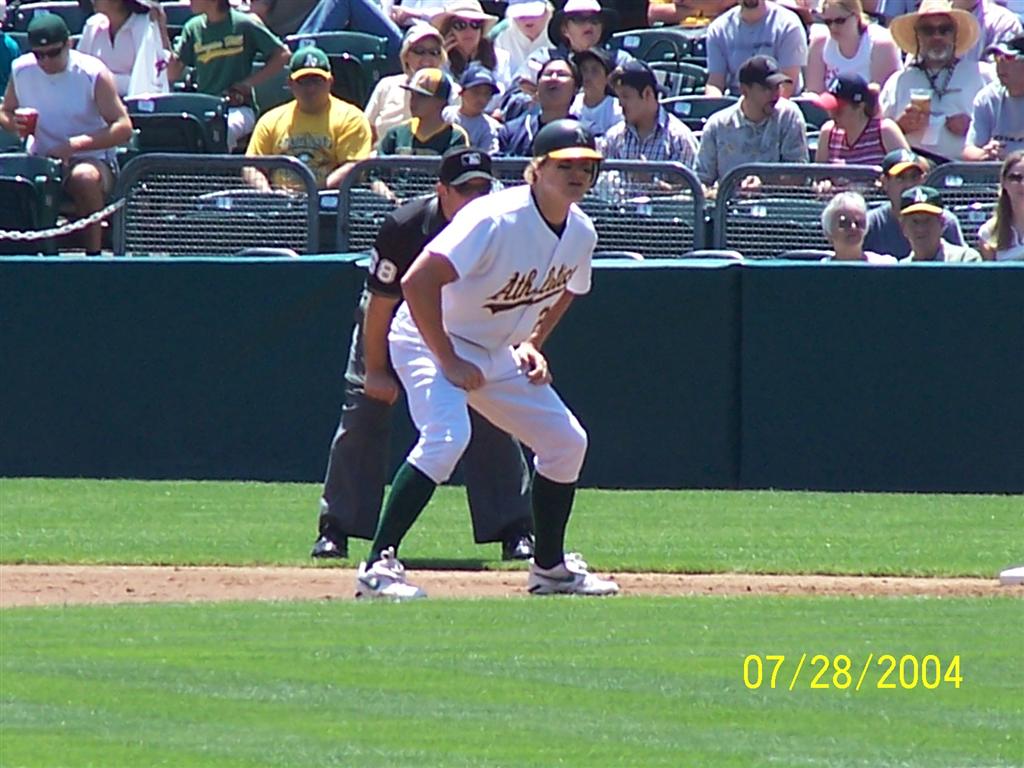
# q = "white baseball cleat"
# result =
<box><xmin>528</xmin><ymin>553</ymin><xmax>620</xmax><ymax>596</ymax></box>
<box><xmin>355</xmin><ymin>547</ymin><xmax>426</xmax><ymax>600</ymax></box>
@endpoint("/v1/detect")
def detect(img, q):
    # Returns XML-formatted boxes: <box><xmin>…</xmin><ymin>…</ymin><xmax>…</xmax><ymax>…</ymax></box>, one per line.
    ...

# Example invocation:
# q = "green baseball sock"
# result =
<box><xmin>367</xmin><ymin>461</ymin><xmax>437</xmax><ymax>564</ymax></box>
<box><xmin>531</xmin><ymin>474</ymin><xmax>576</xmax><ymax>570</ymax></box>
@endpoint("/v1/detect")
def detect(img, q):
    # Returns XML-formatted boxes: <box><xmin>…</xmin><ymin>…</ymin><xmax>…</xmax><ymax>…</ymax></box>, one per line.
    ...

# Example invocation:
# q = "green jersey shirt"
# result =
<box><xmin>377</xmin><ymin>118</ymin><xmax>469</xmax><ymax>156</ymax></box>
<box><xmin>174</xmin><ymin>9</ymin><xmax>284</xmax><ymax>110</ymax></box>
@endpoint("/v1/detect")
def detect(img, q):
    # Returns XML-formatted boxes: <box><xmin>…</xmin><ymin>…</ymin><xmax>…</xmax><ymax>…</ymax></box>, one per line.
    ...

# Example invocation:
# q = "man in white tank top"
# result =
<box><xmin>0</xmin><ymin>14</ymin><xmax>133</xmax><ymax>254</ymax></box>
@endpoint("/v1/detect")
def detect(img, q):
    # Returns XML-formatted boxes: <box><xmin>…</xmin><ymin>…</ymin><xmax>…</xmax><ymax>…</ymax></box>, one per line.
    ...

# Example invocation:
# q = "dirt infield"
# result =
<box><xmin>1</xmin><ymin>565</ymin><xmax>1019</xmax><ymax>607</ymax></box>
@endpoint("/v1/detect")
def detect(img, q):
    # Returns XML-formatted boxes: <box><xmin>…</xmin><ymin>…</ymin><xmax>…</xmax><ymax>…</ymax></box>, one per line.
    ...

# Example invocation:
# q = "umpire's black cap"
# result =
<box><xmin>439</xmin><ymin>147</ymin><xmax>495</xmax><ymax>186</ymax></box>
<box><xmin>532</xmin><ymin>119</ymin><xmax>602</xmax><ymax>161</ymax></box>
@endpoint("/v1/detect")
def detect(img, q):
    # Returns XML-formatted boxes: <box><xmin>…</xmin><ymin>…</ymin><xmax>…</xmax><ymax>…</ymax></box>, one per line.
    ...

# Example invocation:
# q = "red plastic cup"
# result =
<box><xmin>14</xmin><ymin>107</ymin><xmax>39</xmax><ymax>139</ymax></box>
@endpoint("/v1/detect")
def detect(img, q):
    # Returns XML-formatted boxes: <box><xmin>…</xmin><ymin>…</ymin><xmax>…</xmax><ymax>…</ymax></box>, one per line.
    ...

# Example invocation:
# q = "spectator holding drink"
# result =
<box><xmin>0</xmin><ymin>15</ymin><xmax>133</xmax><ymax>254</ymax></box>
<box><xmin>963</xmin><ymin>33</ymin><xmax>1024</xmax><ymax>159</ymax></box>
<box><xmin>879</xmin><ymin>0</ymin><xmax>995</xmax><ymax>161</ymax></box>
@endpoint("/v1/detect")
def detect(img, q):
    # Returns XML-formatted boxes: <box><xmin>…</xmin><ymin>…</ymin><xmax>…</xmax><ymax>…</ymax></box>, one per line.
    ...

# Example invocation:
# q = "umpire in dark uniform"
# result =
<box><xmin>312</xmin><ymin>147</ymin><xmax>536</xmax><ymax>561</ymax></box>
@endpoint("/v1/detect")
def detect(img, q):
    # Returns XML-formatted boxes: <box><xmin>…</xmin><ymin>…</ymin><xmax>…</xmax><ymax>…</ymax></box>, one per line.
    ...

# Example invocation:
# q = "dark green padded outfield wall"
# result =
<box><xmin>1</xmin><ymin>257</ymin><xmax>1021</xmax><ymax>492</ymax></box>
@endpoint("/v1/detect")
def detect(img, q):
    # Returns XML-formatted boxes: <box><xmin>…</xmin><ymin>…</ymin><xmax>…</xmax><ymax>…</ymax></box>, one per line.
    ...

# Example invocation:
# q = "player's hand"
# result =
<box><xmin>441</xmin><ymin>356</ymin><xmax>484</xmax><ymax>390</ymax></box>
<box><xmin>365</xmin><ymin>369</ymin><xmax>400</xmax><ymax>405</ymax></box>
<box><xmin>944</xmin><ymin>113</ymin><xmax>971</xmax><ymax>137</ymax></box>
<box><xmin>514</xmin><ymin>342</ymin><xmax>551</xmax><ymax>385</ymax></box>
<box><xmin>979</xmin><ymin>140</ymin><xmax>1004</xmax><ymax>160</ymax></box>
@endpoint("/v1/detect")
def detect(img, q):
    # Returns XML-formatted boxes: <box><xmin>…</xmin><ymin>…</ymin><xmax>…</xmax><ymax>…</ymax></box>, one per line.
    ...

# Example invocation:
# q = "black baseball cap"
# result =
<box><xmin>439</xmin><ymin>147</ymin><xmax>495</xmax><ymax>186</ymax></box>
<box><xmin>610</xmin><ymin>59</ymin><xmax>660</xmax><ymax>95</ymax></box>
<box><xmin>900</xmin><ymin>185</ymin><xmax>944</xmax><ymax>216</ymax></box>
<box><xmin>814</xmin><ymin>73</ymin><xmax>870</xmax><ymax>111</ymax></box>
<box><xmin>28</xmin><ymin>13</ymin><xmax>70</xmax><ymax>47</ymax></box>
<box><xmin>459</xmin><ymin>62</ymin><xmax>500</xmax><ymax>94</ymax></box>
<box><xmin>738</xmin><ymin>55</ymin><xmax>792</xmax><ymax>87</ymax></box>
<box><xmin>532</xmin><ymin>118</ymin><xmax>602</xmax><ymax>160</ymax></box>
<box><xmin>985</xmin><ymin>33</ymin><xmax>1024</xmax><ymax>59</ymax></box>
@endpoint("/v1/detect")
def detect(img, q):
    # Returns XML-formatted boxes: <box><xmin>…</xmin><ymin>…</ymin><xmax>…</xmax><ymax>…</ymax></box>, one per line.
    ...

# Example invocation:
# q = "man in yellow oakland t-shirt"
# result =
<box><xmin>246</xmin><ymin>46</ymin><xmax>372</xmax><ymax>189</ymax></box>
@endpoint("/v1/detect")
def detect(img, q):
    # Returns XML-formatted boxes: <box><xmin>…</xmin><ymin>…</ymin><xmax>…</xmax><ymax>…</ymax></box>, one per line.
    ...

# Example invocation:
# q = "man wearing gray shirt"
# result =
<box><xmin>964</xmin><ymin>34</ymin><xmax>1024</xmax><ymax>159</ymax></box>
<box><xmin>695</xmin><ymin>56</ymin><xmax>808</xmax><ymax>189</ymax></box>
<box><xmin>705</xmin><ymin>0</ymin><xmax>808</xmax><ymax>97</ymax></box>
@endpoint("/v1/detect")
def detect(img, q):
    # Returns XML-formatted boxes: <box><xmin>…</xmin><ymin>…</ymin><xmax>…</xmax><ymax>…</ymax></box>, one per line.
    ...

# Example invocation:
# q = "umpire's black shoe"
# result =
<box><xmin>502</xmin><ymin>533</ymin><xmax>535</xmax><ymax>561</ymax></box>
<box><xmin>311</xmin><ymin>534</ymin><xmax>348</xmax><ymax>559</ymax></box>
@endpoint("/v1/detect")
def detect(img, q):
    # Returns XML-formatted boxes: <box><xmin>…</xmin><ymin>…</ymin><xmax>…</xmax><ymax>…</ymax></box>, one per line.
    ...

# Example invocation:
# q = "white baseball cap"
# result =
<box><xmin>506</xmin><ymin>0</ymin><xmax>549</xmax><ymax>19</ymax></box>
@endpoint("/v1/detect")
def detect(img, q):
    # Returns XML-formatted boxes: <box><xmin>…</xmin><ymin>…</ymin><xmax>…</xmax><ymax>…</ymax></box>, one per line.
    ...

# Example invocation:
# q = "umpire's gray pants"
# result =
<box><xmin>319</xmin><ymin>321</ymin><xmax>532</xmax><ymax>542</ymax></box>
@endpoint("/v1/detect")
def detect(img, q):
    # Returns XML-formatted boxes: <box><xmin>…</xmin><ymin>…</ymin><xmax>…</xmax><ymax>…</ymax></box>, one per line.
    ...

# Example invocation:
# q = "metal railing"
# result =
<box><xmin>925</xmin><ymin>162</ymin><xmax>1001</xmax><ymax>250</ymax></box>
<box><xmin>113</xmin><ymin>154</ymin><xmax>319</xmax><ymax>256</ymax></box>
<box><xmin>712</xmin><ymin>163</ymin><xmax>886</xmax><ymax>258</ymax></box>
<box><xmin>337</xmin><ymin>157</ymin><xmax>706</xmax><ymax>257</ymax></box>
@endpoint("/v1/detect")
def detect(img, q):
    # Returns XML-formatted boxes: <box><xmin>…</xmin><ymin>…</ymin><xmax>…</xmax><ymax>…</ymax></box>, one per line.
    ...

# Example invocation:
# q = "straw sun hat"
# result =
<box><xmin>888</xmin><ymin>0</ymin><xmax>980</xmax><ymax>58</ymax></box>
<box><xmin>431</xmin><ymin>0</ymin><xmax>499</xmax><ymax>36</ymax></box>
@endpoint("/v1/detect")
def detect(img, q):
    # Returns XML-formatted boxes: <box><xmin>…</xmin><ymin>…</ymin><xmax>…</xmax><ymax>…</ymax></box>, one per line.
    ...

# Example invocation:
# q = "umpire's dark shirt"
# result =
<box><xmin>345</xmin><ymin>195</ymin><xmax>447</xmax><ymax>387</ymax></box>
<box><xmin>366</xmin><ymin>194</ymin><xmax>448</xmax><ymax>298</ymax></box>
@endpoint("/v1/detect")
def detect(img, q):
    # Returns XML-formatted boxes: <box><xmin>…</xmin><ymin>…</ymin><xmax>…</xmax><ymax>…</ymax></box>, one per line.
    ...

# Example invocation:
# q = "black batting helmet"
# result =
<box><xmin>532</xmin><ymin>119</ymin><xmax>603</xmax><ymax>162</ymax></box>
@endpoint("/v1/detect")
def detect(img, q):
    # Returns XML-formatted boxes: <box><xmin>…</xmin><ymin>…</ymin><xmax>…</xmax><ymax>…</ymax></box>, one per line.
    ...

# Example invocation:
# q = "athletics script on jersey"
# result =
<box><xmin>482</xmin><ymin>265</ymin><xmax>577</xmax><ymax>313</ymax></box>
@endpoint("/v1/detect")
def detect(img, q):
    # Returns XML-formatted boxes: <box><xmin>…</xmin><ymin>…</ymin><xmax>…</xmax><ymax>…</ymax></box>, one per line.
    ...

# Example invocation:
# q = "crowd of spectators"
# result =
<box><xmin>1</xmin><ymin>0</ymin><xmax>1022</xmax><ymax>259</ymax></box>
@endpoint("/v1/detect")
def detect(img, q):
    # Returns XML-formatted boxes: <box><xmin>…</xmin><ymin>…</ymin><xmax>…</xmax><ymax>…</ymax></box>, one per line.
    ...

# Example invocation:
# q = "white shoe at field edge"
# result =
<box><xmin>998</xmin><ymin>565</ymin><xmax>1024</xmax><ymax>586</ymax></box>
<box><xmin>355</xmin><ymin>546</ymin><xmax>426</xmax><ymax>600</ymax></box>
<box><xmin>528</xmin><ymin>553</ymin><xmax>619</xmax><ymax>596</ymax></box>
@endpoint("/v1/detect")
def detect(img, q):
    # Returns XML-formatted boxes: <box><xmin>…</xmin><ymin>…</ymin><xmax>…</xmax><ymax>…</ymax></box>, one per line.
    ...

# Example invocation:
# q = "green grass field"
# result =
<box><xmin>1</xmin><ymin>478</ymin><xmax>1022</xmax><ymax>575</ymax></box>
<box><xmin>1</xmin><ymin>478</ymin><xmax>1022</xmax><ymax>767</ymax></box>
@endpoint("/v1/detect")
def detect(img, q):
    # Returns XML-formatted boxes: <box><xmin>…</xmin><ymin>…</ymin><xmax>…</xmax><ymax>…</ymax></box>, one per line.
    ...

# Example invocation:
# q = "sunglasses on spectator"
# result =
<box><xmin>916</xmin><ymin>23</ymin><xmax>955</xmax><ymax>36</ymax></box>
<box><xmin>1005</xmin><ymin>172</ymin><xmax>1024</xmax><ymax>184</ymax></box>
<box><xmin>452</xmin><ymin>19</ymin><xmax>484</xmax><ymax>30</ymax></box>
<box><xmin>32</xmin><ymin>44</ymin><xmax>65</xmax><ymax>60</ymax></box>
<box><xmin>836</xmin><ymin>214</ymin><xmax>866</xmax><ymax>231</ymax></box>
<box><xmin>410</xmin><ymin>46</ymin><xmax>442</xmax><ymax>56</ymax></box>
<box><xmin>820</xmin><ymin>15</ymin><xmax>851</xmax><ymax>26</ymax></box>
<box><xmin>567</xmin><ymin>13</ymin><xmax>602</xmax><ymax>24</ymax></box>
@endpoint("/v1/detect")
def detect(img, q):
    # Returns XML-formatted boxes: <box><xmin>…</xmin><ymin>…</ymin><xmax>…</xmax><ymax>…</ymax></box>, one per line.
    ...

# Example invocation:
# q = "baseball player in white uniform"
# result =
<box><xmin>356</xmin><ymin>118</ymin><xmax>620</xmax><ymax>599</ymax></box>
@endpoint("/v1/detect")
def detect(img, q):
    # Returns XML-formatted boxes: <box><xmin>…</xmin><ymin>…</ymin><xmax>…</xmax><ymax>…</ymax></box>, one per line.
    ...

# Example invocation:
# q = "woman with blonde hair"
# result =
<box><xmin>814</xmin><ymin>73</ymin><xmax>910</xmax><ymax>165</ymax></box>
<box><xmin>364</xmin><ymin>23</ymin><xmax>449</xmax><ymax>140</ymax></box>
<box><xmin>979</xmin><ymin>150</ymin><xmax>1024</xmax><ymax>260</ymax></box>
<box><xmin>805</xmin><ymin>0</ymin><xmax>902</xmax><ymax>93</ymax></box>
<box><xmin>432</xmin><ymin>0</ymin><xmax>511</xmax><ymax>91</ymax></box>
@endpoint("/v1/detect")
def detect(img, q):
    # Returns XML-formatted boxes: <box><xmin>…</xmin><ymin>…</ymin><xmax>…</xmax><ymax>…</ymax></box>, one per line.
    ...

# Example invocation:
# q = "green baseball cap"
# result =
<box><xmin>27</xmin><ymin>13</ymin><xmax>70</xmax><ymax>48</ymax></box>
<box><xmin>900</xmin><ymin>185</ymin><xmax>944</xmax><ymax>216</ymax></box>
<box><xmin>289</xmin><ymin>46</ymin><xmax>331</xmax><ymax>81</ymax></box>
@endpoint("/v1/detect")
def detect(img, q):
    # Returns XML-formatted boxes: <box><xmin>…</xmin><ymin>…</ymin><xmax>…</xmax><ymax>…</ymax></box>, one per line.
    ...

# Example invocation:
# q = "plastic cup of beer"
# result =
<box><xmin>14</xmin><ymin>107</ymin><xmax>39</xmax><ymax>139</ymax></box>
<box><xmin>909</xmin><ymin>88</ymin><xmax>931</xmax><ymax>114</ymax></box>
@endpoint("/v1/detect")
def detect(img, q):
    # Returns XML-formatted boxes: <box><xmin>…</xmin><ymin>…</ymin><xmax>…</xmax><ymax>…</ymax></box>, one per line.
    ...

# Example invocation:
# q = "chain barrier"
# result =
<box><xmin>0</xmin><ymin>199</ymin><xmax>125</xmax><ymax>242</ymax></box>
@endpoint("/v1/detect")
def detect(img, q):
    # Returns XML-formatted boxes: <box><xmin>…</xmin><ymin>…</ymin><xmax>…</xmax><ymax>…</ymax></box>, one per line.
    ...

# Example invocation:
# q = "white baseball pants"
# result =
<box><xmin>389</xmin><ymin>327</ymin><xmax>587</xmax><ymax>485</ymax></box>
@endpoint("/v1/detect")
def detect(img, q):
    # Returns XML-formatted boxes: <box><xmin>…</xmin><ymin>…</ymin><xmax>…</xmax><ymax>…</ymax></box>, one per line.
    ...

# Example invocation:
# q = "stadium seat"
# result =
<box><xmin>0</xmin><ymin>130</ymin><xmax>22</xmax><ymax>151</ymax></box>
<box><xmin>610</xmin><ymin>27</ymin><xmax>699</xmax><ymax>62</ymax></box>
<box><xmin>791</xmin><ymin>97</ymin><xmax>830</xmax><ymax>132</ymax></box>
<box><xmin>649</xmin><ymin>61</ymin><xmax>708</xmax><ymax>97</ymax></box>
<box><xmin>251</xmin><ymin>61</ymin><xmax>293</xmax><ymax>115</ymax></box>
<box><xmin>11</xmin><ymin>1</ymin><xmax>87</xmax><ymax>34</ymax></box>
<box><xmin>162</xmin><ymin>0</ymin><xmax>193</xmax><ymax>42</ymax></box>
<box><xmin>662</xmin><ymin>95</ymin><xmax>737</xmax><ymax>132</ymax></box>
<box><xmin>124</xmin><ymin>93</ymin><xmax>229</xmax><ymax>153</ymax></box>
<box><xmin>0</xmin><ymin>153</ymin><xmax>63</xmax><ymax>255</ymax></box>
<box><xmin>5</xmin><ymin>31</ymin><xmax>30</xmax><ymax>53</ymax></box>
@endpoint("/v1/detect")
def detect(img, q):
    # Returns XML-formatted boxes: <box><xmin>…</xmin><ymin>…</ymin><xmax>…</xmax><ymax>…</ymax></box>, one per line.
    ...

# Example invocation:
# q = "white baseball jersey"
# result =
<box><xmin>392</xmin><ymin>184</ymin><xmax>597</xmax><ymax>359</ymax></box>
